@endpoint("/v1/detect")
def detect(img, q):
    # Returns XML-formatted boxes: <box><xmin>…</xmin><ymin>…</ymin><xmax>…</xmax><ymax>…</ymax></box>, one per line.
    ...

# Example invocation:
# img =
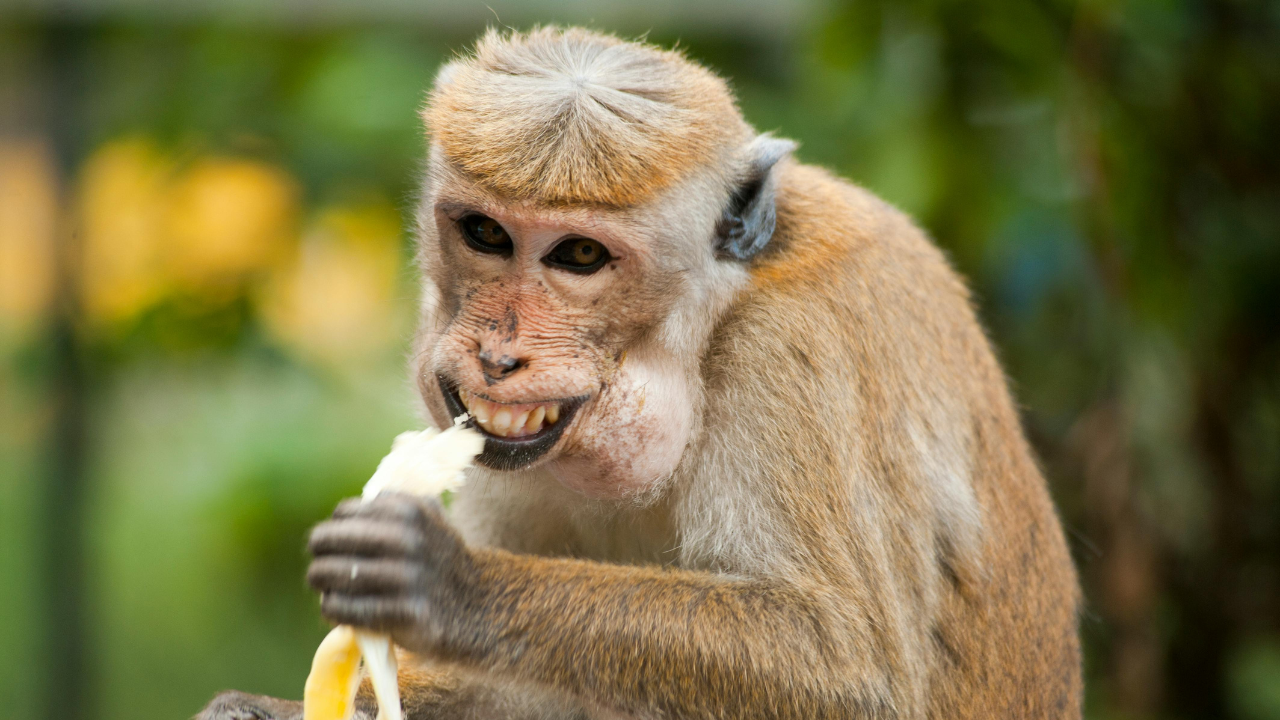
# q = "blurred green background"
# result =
<box><xmin>1</xmin><ymin>1</ymin><xmax>1277</xmax><ymax>718</ymax></box>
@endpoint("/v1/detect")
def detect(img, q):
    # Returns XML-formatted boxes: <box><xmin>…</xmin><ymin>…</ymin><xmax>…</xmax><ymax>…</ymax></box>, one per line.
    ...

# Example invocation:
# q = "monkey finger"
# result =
<box><xmin>307</xmin><ymin>556</ymin><xmax>421</xmax><ymax>595</ymax></box>
<box><xmin>319</xmin><ymin>593</ymin><xmax>419</xmax><ymax>633</ymax></box>
<box><xmin>332</xmin><ymin>493</ymin><xmax>426</xmax><ymax>523</ymax></box>
<box><xmin>308</xmin><ymin>519</ymin><xmax>422</xmax><ymax>559</ymax></box>
<box><xmin>410</xmin><ymin>498</ymin><xmax>466</xmax><ymax>547</ymax></box>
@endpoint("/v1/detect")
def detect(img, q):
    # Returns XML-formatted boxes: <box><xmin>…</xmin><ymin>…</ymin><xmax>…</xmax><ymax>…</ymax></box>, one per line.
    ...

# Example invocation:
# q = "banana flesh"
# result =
<box><xmin>302</xmin><ymin>421</ymin><xmax>484</xmax><ymax>720</ymax></box>
<box><xmin>302</xmin><ymin>626</ymin><xmax>362</xmax><ymax>720</ymax></box>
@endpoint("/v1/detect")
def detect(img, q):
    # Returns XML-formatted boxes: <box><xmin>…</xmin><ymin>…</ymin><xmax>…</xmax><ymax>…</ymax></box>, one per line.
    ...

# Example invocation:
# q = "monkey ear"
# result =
<box><xmin>715</xmin><ymin>135</ymin><xmax>797</xmax><ymax>261</ymax></box>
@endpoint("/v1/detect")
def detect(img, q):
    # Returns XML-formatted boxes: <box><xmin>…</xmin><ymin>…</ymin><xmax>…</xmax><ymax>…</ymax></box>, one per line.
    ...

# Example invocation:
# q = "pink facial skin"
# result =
<box><xmin>416</xmin><ymin>193</ymin><xmax>695</xmax><ymax>500</ymax></box>
<box><xmin>544</xmin><ymin>349</ymin><xmax>694</xmax><ymax>498</ymax></box>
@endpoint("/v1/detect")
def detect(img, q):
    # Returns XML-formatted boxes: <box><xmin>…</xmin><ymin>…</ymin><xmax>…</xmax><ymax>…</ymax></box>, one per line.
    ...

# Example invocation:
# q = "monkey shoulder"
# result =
<box><xmin>761</xmin><ymin>162</ymin><xmax>966</xmax><ymax>306</ymax></box>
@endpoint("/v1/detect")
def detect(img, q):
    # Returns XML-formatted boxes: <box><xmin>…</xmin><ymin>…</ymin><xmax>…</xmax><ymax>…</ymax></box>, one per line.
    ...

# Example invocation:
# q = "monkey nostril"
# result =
<box><xmin>478</xmin><ymin>350</ymin><xmax>524</xmax><ymax>380</ymax></box>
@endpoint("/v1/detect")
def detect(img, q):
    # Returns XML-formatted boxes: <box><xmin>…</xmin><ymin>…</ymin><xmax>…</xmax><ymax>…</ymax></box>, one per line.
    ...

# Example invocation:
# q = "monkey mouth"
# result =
<box><xmin>439</xmin><ymin>376</ymin><xmax>586</xmax><ymax>471</ymax></box>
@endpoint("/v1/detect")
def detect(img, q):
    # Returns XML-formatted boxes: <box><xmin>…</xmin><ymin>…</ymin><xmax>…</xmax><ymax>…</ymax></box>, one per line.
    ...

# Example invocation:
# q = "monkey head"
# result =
<box><xmin>412</xmin><ymin>28</ymin><xmax>793</xmax><ymax>500</ymax></box>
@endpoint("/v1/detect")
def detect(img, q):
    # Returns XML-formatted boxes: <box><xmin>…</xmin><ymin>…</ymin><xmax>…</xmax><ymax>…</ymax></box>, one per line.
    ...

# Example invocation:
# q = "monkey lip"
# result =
<box><xmin>438</xmin><ymin>376</ymin><xmax>586</xmax><ymax>471</ymax></box>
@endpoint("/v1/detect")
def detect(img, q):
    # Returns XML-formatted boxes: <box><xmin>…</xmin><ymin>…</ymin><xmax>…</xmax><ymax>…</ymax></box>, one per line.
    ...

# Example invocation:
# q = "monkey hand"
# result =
<box><xmin>306</xmin><ymin>493</ymin><xmax>475</xmax><ymax>655</ymax></box>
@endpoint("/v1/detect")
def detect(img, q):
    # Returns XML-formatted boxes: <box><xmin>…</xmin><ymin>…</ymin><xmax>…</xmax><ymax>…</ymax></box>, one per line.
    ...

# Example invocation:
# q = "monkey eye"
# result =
<box><xmin>459</xmin><ymin>214</ymin><xmax>513</xmax><ymax>255</ymax></box>
<box><xmin>543</xmin><ymin>237</ymin><xmax>611</xmax><ymax>274</ymax></box>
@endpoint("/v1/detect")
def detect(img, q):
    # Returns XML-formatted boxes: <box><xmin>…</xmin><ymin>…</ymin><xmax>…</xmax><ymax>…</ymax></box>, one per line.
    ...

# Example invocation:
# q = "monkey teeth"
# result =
<box><xmin>458</xmin><ymin>388</ymin><xmax>562</xmax><ymax>438</ymax></box>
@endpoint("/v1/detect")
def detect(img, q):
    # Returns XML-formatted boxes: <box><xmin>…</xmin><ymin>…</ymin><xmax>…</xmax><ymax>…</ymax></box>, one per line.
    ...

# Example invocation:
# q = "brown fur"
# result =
<box><xmin>197</xmin><ymin>27</ymin><xmax>1081</xmax><ymax>720</ymax></box>
<box><xmin>424</xmin><ymin>27</ymin><xmax>750</xmax><ymax>207</ymax></box>
<box><xmin>691</xmin><ymin>163</ymin><xmax>1084</xmax><ymax>717</ymax></box>
<box><xmin>390</xmin><ymin>164</ymin><xmax>1082</xmax><ymax>719</ymax></box>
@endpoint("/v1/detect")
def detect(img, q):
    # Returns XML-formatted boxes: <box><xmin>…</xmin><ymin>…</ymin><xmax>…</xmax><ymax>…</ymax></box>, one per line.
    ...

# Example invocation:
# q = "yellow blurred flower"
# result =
<box><xmin>71</xmin><ymin>135</ymin><xmax>394</xmax><ymax>357</ymax></box>
<box><xmin>76</xmin><ymin>137</ymin><xmax>172</xmax><ymax>326</ymax></box>
<box><xmin>166</xmin><ymin>157</ymin><xmax>299</xmax><ymax>289</ymax></box>
<box><xmin>75</xmin><ymin>137</ymin><xmax>301</xmax><ymax>328</ymax></box>
<box><xmin>258</xmin><ymin>202</ymin><xmax>405</xmax><ymax>365</ymax></box>
<box><xmin>0</xmin><ymin>136</ymin><xmax>58</xmax><ymax>338</ymax></box>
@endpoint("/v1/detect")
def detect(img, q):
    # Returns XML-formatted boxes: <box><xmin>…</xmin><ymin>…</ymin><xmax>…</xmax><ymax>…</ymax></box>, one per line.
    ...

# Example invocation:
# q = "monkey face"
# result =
<box><xmin>413</xmin><ymin>182</ymin><xmax>709</xmax><ymax>499</ymax></box>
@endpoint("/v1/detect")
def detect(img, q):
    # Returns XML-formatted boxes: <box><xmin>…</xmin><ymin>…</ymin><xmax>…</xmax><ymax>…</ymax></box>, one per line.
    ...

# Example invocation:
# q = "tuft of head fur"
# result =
<box><xmin>423</xmin><ymin>27</ymin><xmax>751</xmax><ymax>207</ymax></box>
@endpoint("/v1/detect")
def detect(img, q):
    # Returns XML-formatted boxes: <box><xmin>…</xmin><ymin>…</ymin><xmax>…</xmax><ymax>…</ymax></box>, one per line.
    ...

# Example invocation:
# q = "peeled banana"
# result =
<box><xmin>302</xmin><ymin>421</ymin><xmax>484</xmax><ymax>720</ymax></box>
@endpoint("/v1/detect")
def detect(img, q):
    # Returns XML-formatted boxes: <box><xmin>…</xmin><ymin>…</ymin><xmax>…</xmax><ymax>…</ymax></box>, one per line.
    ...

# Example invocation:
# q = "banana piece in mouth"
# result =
<box><xmin>303</xmin><ymin>421</ymin><xmax>484</xmax><ymax>720</ymax></box>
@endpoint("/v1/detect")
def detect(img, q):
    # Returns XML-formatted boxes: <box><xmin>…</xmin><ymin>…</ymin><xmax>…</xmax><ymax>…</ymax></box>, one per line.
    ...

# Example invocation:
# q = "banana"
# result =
<box><xmin>302</xmin><ymin>421</ymin><xmax>484</xmax><ymax>720</ymax></box>
<box><xmin>303</xmin><ymin>625</ymin><xmax>362</xmax><ymax>720</ymax></box>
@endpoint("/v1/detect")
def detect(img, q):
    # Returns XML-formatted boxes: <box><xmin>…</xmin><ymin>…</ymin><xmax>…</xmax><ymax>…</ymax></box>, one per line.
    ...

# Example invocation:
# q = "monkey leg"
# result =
<box><xmin>380</xmin><ymin>655</ymin><xmax>620</xmax><ymax>720</ymax></box>
<box><xmin>195</xmin><ymin>657</ymin><xmax>620</xmax><ymax>720</ymax></box>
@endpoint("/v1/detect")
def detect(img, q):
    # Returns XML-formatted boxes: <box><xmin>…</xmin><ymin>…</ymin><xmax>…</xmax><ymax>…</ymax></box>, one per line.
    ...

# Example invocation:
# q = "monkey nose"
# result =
<box><xmin>478</xmin><ymin>350</ymin><xmax>524</xmax><ymax>382</ymax></box>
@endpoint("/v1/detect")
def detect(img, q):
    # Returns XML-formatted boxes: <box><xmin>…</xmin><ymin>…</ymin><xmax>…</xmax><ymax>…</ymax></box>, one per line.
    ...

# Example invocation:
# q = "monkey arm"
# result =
<box><xmin>363</xmin><ymin>656</ymin><xmax>619</xmax><ymax>720</ymax></box>
<box><xmin>445</xmin><ymin>549</ymin><xmax>881</xmax><ymax>719</ymax></box>
<box><xmin>309</xmin><ymin>494</ymin><xmax>887</xmax><ymax>720</ymax></box>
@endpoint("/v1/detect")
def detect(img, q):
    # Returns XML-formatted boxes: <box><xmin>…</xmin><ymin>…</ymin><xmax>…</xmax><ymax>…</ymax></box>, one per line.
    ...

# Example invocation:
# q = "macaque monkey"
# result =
<box><xmin>199</xmin><ymin>27</ymin><xmax>1081</xmax><ymax>720</ymax></box>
